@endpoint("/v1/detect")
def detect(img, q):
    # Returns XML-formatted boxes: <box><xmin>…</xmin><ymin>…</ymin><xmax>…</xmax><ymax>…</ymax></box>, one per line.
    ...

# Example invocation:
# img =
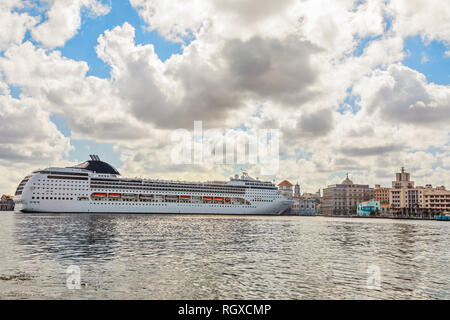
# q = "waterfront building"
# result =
<box><xmin>393</xmin><ymin>167</ymin><xmax>415</xmax><ymax>189</ymax></box>
<box><xmin>357</xmin><ymin>200</ymin><xmax>380</xmax><ymax>216</ymax></box>
<box><xmin>380</xmin><ymin>201</ymin><xmax>390</xmax><ymax>216</ymax></box>
<box><xmin>374</xmin><ymin>185</ymin><xmax>390</xmax><ymax>203</ymax></box>
<box><xmin>422</xmin><ymin>186</ymin><xmax>450</xmax><ymax>215</ymax></box>
<box><xmin>322</xmin><ymin>175</ymin><xmax>374</xmax><ymax>215</ymax></box>
<box><xmin>388</xmin><ymin>168</ymin><xmax>450</xmax><ymax>216</ymax></box>
<box><xmin>298</xmin><ymin>197</ymin><xmax>316</xmax><ymax>215</ymax></box>
<box><xmin>278</xmin><ymin>180</ymin><xmax>294</xmax><ymax>200</ymax></box>
<box><xmin>292</xmin><ymin>197</ymin><xmax>316</xmax><ymax>215</ymax></box>
<box><xmin>1</xmin><ymin>195</ymin><xmax>15</xmax><ymax>211</ymax></box>
<box><xmin>389</xmin><ymin>167</ymin><xmax>423</xmax><ymax>214</ymax></box>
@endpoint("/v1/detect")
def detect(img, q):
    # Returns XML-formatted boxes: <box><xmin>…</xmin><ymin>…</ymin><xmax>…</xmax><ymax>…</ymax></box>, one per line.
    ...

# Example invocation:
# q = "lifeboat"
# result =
<box><xmin>122</xmin><ymin>194</ymin><xmax>137</xmax><ymax>199</ymax></box>
<box><xmin>203</xmin><ymin>196</ymin><xmax>213</xmax><ymax>200</ymax></box>
<box><xmin>108</xmin><ymin>193</ymin><xmax>121</xmax><ymax>197</ymax></box>
<box><xmin>166</xmin><ymin>195</ymin><xmax>179</xmax><ymax>199</ymax></box>
<box><xmin>225</xmin><ymin>198</ymin><xmax>231</xmax><ymax>202</ymax></box>
<box><xmin>181</xmin><ymin>196</ymin><xmax>191</xmax><ymax>199</ymax></box>
<box><xmin>92</xmin><ymin>193</ymin><xmax>107</xmax><ymax>197</ymax></box>
<box><xmin>139</xmin><ymin>194</ymin><xmax>154</xmax><ymax>199</ymax></box>
<box><xmin>215</xmin><ymin>197</ymin><xmax>223</xmax><ymax>200</ymax></box>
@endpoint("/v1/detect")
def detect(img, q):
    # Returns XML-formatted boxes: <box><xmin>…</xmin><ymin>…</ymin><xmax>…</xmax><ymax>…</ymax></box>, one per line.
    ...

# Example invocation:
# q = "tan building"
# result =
<box><xmin>322</xmin><ymin>175</ymin><xmax>374</xmax><ymax>215</ymax></box>
<box><xmin>423</xmin><ymin>186</ymin><xmax>450</xmax><ymax>214</ymax></box>
<box><xmin>389</xmin><ymin>167</ymin><xmax>424</xmax><ymax>214</ymax></box>
<box><xmin>374</xmin><ymin>185</ymin><xmax>390</xmax><ymax>203</ymax></box>
<box><xmin>393</xmin><ymin>167</ymin><xmax>415</xmax><ymax>189</ymax></box>
<box><xmin>388</xmin><ymin>167</ymin><xmax>450</xmax><ymax>216</ymax></box>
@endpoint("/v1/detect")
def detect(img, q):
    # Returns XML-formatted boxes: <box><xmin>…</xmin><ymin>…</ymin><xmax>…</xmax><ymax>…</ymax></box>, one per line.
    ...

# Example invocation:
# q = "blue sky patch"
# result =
<box><xmin>60</xmin><ymin>0</ymin><xmax>184</xmax><ymax>79</ymax></box>
<box><xmin>338</xmin><ymin>88</ymin><xmax>361</xmax><ymax>114</ymax></box>
<box><xmin>9</xmin><ymin>85</ymin><xmax>22</xmax><ymax>99</ymax></box>
<box><xmin>354</xmin><ymin>35</ymin><xmax>382</xmax><ymax>57</ymax></box>
<box><xmin>16</xmin><ymin>0</ymin><xmax>184</xmax><ymax>79</ymax></box>
<box><xmin>403</xmin><ymin>36</ymin><xmax>450</xmax><ymax>85</ymax></box>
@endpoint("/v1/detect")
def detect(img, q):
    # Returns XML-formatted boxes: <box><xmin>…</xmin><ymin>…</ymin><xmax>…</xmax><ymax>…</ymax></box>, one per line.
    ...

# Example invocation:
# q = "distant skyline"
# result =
<box><xmin>1</xmin><ymin>0</ymin><xmax>450</xmax><ymax>194</ymax></box>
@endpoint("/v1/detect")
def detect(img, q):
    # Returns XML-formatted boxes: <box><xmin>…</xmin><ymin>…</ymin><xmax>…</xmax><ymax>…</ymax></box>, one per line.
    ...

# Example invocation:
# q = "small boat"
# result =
<box><xmin>181</xmin><ymin>196</ymin><xmax>191</xmax><ymax>199</ymax></box>
<box><xmin>203</xmin><ymin>197</ymin><xmax>213</xmax><ymax>200</ymax></box>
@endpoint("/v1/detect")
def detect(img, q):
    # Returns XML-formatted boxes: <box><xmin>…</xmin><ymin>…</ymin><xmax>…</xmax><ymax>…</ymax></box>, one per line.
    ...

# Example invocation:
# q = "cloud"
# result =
<box><xmin>354</xmin><ymin>64</ymin><xmax>450</xmax><ymax>126</ymax></box>
<box><xmin>388</xmin><ymin>0</ymin><xmax>450</xmax><ymax>42</ymax></box>
<box><xmin>297</xmin><ymin>109</ymin><xmax>334</xmax><ymax>137</ymax></box>
<box><xmin>0</xmin><ymin>94</ymin><xmax>72</xmax><ymax>193</ymax></box>
<box><xmin>130</xmin><ymin>0</ymin><xmax>296</xmax><ymax>42</ymax></box>
<box><xmin>1</xmin><ymin>0</ymin><xmax>450</xmax><ymax>194</ymax></box>
<box><xmin>95</xmin><ymin>23</ymin><xmax>322</xmax><ymax>129</ymax></box>
<box><xmin>31</xmin><ymin>0</ymin><xmax>110</xmax><ymax>49</ymax></box>
<box><xmin>223</xmin><ymin>36</ymin><xmax>322</xmax><ymax>105</ymax></box>
<box><xmin>338</xmin><ymin>144</ymin><xmax>405</xmax><ymax>157</ymax></box>
<box><xmin>0</xmin><ymin>1</ymin><xmax>39</xmax><ymax>51</ymax></box>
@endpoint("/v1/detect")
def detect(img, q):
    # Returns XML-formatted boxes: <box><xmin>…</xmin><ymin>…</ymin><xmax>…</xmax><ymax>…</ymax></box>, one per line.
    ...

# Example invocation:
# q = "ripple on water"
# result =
<box><xmin>0</xmin><ymin>212</ymin><xmax>449</xmax><ymax>299</ymax></box>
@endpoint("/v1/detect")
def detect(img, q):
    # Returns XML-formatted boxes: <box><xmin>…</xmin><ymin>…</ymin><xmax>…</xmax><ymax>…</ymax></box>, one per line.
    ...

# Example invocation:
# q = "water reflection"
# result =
<box><xmin>14</xmin><ymin>214</ymin><xmax>119</xmax><ymax>263</ymax></box>
<box><xmin>0</xmin><ymin>213</ymin><xmax>448</xmax><ymax>299</ymax></box>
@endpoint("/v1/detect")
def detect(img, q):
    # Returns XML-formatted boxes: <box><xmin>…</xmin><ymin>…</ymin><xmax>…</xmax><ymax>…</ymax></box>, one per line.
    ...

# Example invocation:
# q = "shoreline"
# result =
<box><xmin>301</xmin><ymin>214</ymin><xmax>442</xmax><ymax>221</ymax></box>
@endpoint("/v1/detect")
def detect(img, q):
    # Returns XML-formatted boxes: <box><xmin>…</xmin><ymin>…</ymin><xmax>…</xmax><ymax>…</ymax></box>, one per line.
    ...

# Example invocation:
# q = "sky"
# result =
<box><xmin>1</xmin><ymin>0</ymin><xmax>450</xmax><ymax>194</ymax></box>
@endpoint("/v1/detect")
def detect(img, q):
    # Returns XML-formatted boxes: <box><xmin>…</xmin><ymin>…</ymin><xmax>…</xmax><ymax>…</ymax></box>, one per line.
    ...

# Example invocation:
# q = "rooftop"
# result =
<box><xmin>278</xmin><ymin>180</ymin><xmax>294</xmax><ymax>187</ymax></box>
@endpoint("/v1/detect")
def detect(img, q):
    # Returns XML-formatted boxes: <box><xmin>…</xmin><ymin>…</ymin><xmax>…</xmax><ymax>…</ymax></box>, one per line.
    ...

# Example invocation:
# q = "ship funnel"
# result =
<box><xmin>90</xmin><ymin>155</ymin><xmax>101</xmax><ymax>161</ymax></box>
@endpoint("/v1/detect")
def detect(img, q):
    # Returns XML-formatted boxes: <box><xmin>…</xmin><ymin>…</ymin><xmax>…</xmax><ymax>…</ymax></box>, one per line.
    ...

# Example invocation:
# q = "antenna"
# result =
<box><xmin>89</xmin><ymin>154</ymin><xmax>95</xmax><ymax>161</ymax></box>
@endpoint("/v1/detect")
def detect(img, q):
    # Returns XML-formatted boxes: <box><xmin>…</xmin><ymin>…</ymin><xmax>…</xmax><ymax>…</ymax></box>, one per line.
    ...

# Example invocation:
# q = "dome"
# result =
<box><xmin>342</xmin><ymin>174</ymin><xmax>353</xmax><ymax>185</ymax></box>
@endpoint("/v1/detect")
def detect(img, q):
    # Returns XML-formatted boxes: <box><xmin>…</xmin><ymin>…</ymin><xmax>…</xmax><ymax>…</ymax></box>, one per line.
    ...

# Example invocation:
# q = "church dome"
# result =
<box><xmin>342</xmin><ymin>174</ymin><xmax>353</xmax><ymax>185</ymax></box>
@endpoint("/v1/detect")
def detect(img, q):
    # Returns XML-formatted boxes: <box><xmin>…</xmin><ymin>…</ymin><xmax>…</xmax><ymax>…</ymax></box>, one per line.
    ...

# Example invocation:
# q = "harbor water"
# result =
<box><xmin>0</xmin><ymin>211</ymin><xmax>448</xmax><ymax>299</ymax></box>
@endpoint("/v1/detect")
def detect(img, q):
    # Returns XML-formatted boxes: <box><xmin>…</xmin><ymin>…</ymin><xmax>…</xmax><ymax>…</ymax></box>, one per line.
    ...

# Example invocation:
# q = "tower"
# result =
<box><xmin>294</xmin><ymin>182</ymin><xmax>301</xmax><ymax>198</ymax></box>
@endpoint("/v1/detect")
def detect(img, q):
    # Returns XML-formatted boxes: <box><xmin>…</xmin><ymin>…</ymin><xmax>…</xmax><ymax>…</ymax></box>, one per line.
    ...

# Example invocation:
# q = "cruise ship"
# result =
<box><xmin>13</xmin><ymin>155</ymin><xmax>293</xmax><ymax>215</ymax></box>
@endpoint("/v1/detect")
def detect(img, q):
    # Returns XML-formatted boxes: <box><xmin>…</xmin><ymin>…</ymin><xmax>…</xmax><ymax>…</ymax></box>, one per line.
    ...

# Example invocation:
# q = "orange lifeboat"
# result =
<box><xmin>225</xmin><ymin>198</ymin><xmax>231</xmax><ymax>202</ymax></box>
<box><xmin>203</xmin><ymin>196</ymin><xmax>213</xmax><ymax>200</ymax></box>
<box><xmin>109</xmin><ymin>193</ymin><xmax>121</xmax><ymax>197</ymax></box>
<box><xmin>181</xmin><ymin>196</ymin><xmax>191</xmax><ymax>199</ymax></box>
<box><xmin>215</xmin><ymin>197</ymin><xmax>223</xmax><ymax>200</ymax></box>
<box><xmin>93</xmin><ymin>193</ymin><xmax>107</xmax><ymax>197</ymax></box>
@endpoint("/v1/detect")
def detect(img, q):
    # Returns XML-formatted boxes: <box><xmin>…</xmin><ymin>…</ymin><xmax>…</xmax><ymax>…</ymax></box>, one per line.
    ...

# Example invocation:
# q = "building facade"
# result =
<box><xmin>1</xmin><ymin>195</ymin><xmax>15</xmax><ymax>211</ymax></box>
<box><xmin>380</xmin><ymin>201</ymin><xmax>390</xmax><ymax>216</ymax></box>
<box><xmin>292</xmin><ymin>197</ymin><xmax>316</xmax><ymax>215</ymax></box>
<box><xmin>357</xmin><ymin>200</ymin><xmax>380</xmax><ymax>216</ymax></box>
<box><xmin>374</xmin><ymin>185</ymin><xmax>390</xmax><ymax>203</ymax></box>
<box><xmin>422</xmin><ymin>186</ymin><xmax>450</xmax><ymax>214</ymax></box>
<box><xmin>278</xmin><ymin>180</ymin><xmax>294</xmax><ymax>200</ymax></box>
<box><xmin>322</xmin><ymin>175</ymin><xmax>374</xmax><ymax>215</ymax></box>
<box><xmin>389</xmin><ymin>168</ymin><xmax>423</xmax><ymax>214</ymax></box>
<box><xmin>388</xmin><ymin>168</ymin><xmax>450</xmax><ymax>216</ymax></box>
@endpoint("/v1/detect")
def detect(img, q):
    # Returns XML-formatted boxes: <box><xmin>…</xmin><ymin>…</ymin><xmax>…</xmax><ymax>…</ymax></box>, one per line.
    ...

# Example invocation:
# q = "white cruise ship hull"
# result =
<box><xmin>15</xmin><ymin>200</ymin><xmax>292</xmax><ymax>215</ymax></box>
